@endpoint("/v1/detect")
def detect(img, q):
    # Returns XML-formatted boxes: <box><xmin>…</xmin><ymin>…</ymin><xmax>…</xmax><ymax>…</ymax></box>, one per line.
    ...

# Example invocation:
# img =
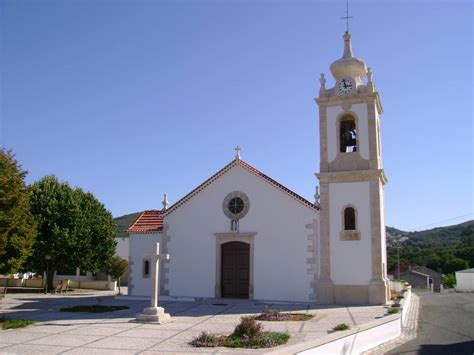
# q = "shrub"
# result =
<box><xmin>391</xmin><ymin>303</ymin><xmax>401</xmax><ymax>308</ymax></box>
<box><xmin>443</xmin><ymin>273</ymin><xmax>456</xmax><ymax>288</ymax></box>
<box><xmin>224</xmin><ymin>332</ymin><xmax>290</xmax><ymax>349</ymax></box>
<box><xmin>333</xmin><ymin>323</ymin><xmax>350</xmax><ymax>331</ymax></box>
<box><xmin>0</xmin><ymin>318</ymin><xmax>35</xmax><ymax>330</ymax></box>
<box><xmin>232</xmin><ymin>316</ymin><xmax>263</xmax><ymax>338</ymax></box>
<box><xmin>190</xmin><ymin>332</ymin><xmax>222</xmax><ymax>347</ymax></box>
<box><xmin>387</xmin><ymin>308</ymin><xmax>400</xmax><ymax>315</ymax></box>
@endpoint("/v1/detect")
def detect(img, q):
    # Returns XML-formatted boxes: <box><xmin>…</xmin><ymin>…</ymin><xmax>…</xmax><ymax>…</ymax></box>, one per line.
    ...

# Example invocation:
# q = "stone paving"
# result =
<box><xmin>0</xmin><ymin>292</ymin><xmax>390</xmax><ymax>354</ymax></box>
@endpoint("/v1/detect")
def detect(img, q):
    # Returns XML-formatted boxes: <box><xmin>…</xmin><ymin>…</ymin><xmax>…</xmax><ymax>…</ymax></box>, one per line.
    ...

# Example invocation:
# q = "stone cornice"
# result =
<box><xmin>315</xmin><ymin>169</ymin><xmax>388</xmax><ymax>185</ymax></box>
<box><xmin>315</xmin><ymin>92</ymin><xmax>383</xmax><ymax>115</ymax></box>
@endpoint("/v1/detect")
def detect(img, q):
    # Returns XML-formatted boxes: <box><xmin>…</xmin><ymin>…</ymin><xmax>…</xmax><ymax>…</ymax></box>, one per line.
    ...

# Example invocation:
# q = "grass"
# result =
<box><xmin>60</xmin><ymin>305</ymin><xmax>130</xmax><ymax>313</ymax></box>
<box><xmin>0</xmin><ymin>318</ymin><xmax>35</xmax><ymax>330</ymax></box>
<box><xmin>332</xmin><ymin>323</ymin><xmax>350</xmax><ymax>331</ymax></box>
<box><xmin>387</xmin><ymin>308</ymin><xmax>400</xmax><ymax>315</ymax></box>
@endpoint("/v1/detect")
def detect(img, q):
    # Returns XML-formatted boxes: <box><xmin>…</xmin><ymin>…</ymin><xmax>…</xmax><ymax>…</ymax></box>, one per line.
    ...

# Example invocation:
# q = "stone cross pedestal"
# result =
<box><xmin>135</xmin><ymin>243</ymin><xmax>171</xmax><ymax>324</ymax></box>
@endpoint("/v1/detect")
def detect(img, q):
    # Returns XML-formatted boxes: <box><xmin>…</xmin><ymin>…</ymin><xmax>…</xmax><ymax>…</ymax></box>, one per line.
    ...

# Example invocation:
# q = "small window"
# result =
<box><xmin>79</xmin><ymin>269</ymin><xmax>87</xmax><ymax>276</ymax></box>
<box><xmin>143</xmin><ymin>259</ymin><xmax>150</xmax><ymax>278</ymax></box>
<box><xmin>344</xmin><ymin>207</ymin><xmax>356</xmax><ymax>230</ymax></box>
<box><xmin>340</xmin><ymin>117</ymin><xmax>357</xmax><ymax>153</ymax></box>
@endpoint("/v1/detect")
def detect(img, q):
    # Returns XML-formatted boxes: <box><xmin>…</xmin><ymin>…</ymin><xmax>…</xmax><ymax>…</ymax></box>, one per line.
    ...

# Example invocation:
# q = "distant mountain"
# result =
<box><xmin>402</xmin><ymin>220</ymin><xmax>473</xmax><ymax>249</ymax></box>
<box><xmin>114</xmin><ymin>212</ymin><xmax>141</xmax><ymax>238</ymax></box>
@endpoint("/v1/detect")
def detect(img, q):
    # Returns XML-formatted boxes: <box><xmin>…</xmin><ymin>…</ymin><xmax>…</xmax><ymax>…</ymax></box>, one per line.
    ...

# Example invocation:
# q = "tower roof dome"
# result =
<box><xmin>330</xmin><ymin>32</ymin><xmax>367</xmax><ymax>80</ymax></box>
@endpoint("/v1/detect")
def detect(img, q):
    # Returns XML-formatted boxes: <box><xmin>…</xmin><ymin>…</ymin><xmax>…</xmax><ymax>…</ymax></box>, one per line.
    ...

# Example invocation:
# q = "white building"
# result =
<box><xmin>128</xmin><ymin>31</ymin><xmax>390</xmax><ymax>305</ymax></box>
<box><xmin>455</xmin><ymin>268</ymin><xmax>474</xmax><ymax>292</ymax></box>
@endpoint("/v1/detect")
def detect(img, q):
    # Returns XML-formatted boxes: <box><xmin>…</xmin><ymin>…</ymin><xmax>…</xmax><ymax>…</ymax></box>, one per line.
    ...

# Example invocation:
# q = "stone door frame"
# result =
<box><xmin>214</xmin><ymin>232</ymin><xmax>257</xmax><ymax>299</ymax></box>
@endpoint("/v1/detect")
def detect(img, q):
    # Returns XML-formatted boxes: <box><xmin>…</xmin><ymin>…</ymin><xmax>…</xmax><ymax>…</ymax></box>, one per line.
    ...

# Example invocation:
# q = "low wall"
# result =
<box><xmin>271</xmin><ymin>285</ymin><xmax>414</xmax><ymax>355</ymax></box>
<box><xmin>55</xmin><ymin>279</ymin><xmax>116</xmax><ymax>291</ymax></box>
<box><xmin>0</xmin><ymin>278</ymin><xmax>116</xmax><ymax>291</ymax></box>
<box><xmin>24</xmin><ymin>279</ymin><xmax>45</xmax><ymax>288</ymax></box>
<box><xmin>0</xmin><ymin>278</ymin><xmax>28</xmax><ymax>287</ymax></box>
<box><xmin>299</xmin><ymin>317</ymin><xmax>401</xmax><ymax>354</ymax></box>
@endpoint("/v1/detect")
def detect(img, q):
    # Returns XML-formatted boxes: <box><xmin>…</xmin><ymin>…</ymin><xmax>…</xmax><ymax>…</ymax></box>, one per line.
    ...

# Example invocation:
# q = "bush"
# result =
<box><xmin>0</xmin><ymin>318</ymin><xmax>35</xmax><ymax>329</ymax></box>
<box><xmin>387</xmin><ymin>308</ymin><xmax>400</xmax><ymax>315</ymax></box>
<box><xmin>224</xmin><ymin>332</ymin><xmax>290</xmax><ymax>349</ymax></box>
<box><xmin>391</xmin><ymin>303</ymin><xmax>401</xmax><ymax>308</ymax></box>
<box><xmin>190</xmin><ymin>332</ymin><xmax>222</xmax><ymax>347</ymax></box>
<box><xmin>232</xmin><ymin>316</ymin><xmax>263</xmax><ymax>338</ymax></box>
<box><xmin>332</xmin><ymin>323</ymin><xmax>350</xmax><ymax>331</ymax></box>
<box><xmin>443</xmin><ymin>273</ymin><xmax>456</xmax><ymax>288</ymax></box>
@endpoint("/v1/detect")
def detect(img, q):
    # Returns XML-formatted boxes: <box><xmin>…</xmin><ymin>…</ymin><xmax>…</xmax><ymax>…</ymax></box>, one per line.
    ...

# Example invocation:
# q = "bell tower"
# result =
<box><xmin>315</xmin><ymin>32</ymin><xmax>389</xmax><ymax>305</ymax></box>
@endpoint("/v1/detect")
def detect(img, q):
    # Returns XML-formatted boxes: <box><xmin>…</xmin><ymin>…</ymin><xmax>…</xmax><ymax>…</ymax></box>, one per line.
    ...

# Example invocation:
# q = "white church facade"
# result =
<box><xmin>128</xmin><ymin>31</ymin><xmax>390</xmax><ymax>305</ymax></box>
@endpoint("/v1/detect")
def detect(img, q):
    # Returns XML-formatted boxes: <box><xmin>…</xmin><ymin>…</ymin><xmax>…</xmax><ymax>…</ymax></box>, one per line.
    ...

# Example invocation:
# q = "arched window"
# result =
<box><xmin>143</xmin><ymin>259</ymin><xmax>150</xmax><ymax>278</ymax></box>
<box><xmin>340</xmin><ymin>116</ymin><xmax>357</xmax><ymax>153</ymax></box>
<box><xmin>344</xmin><ymin>207</ymin><xmax>356</xmax><ymax>230</ymax></box>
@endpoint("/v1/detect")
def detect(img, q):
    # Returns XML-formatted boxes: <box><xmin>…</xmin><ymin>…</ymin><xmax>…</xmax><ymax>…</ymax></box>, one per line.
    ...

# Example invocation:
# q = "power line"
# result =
<box><xmin>409</xmin><ymin>213</ymin><xmax>474</xmax><ymax>231</ymax></box>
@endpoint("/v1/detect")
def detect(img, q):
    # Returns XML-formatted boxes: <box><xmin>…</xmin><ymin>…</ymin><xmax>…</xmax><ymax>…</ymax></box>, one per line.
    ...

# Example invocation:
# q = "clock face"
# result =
<box><xmin>337</xmin><ymin>77</ymin><xmax>356</xmax><ymax>95</ymax></box>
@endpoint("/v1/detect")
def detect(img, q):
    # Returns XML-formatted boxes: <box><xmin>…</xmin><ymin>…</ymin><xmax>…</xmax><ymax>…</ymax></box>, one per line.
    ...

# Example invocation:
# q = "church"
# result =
<box><xmin>127</xmin><ymin>31</ymin><xmax>390</xmax><ymax>305</ymax></box>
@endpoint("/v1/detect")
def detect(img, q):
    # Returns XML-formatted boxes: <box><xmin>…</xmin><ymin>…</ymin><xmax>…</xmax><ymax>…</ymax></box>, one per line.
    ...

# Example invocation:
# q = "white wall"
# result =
<box><xmin>329</xmin><ymin>181</ymin><xmax>372</xmax><ymax>284</ymax></box>
<box><xmin>128</xmin><ymin>232</ymin><xmax>161</xmax><ymax>296</ymax></box>
<box><xmin>165</xmin><ymin>164</ymin><xmax>317</xmax><ymax>302</ymax></box>
<box><xmin>115</xmin><ymin>237</ymin><xmax>129</xmax><ymax>260</ymax></box>
<box><xmin>456</xmin><ymin>272</ymin><xmax>474</xmax><ymax>292</ymax></box>
<box><xmin>327</xmin><ymin>103</ymin><xmax>370</xmax><ymax>162</ymax></box>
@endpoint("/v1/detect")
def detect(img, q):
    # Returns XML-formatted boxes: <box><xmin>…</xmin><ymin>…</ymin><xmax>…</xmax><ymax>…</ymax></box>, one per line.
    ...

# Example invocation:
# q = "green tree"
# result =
<box><xmin>105</xmin><ymin>256</ymin><xmax>128</xmax><ymax>294</ymax></box>
<box><xmin>0</xmin><ymin>149</ymin><xmax>37</xmax><ymax>274</ymax></box>
<box><xmin>443</xmin><ymin>273</ymin><xmax>456</xmax><ymax>288</ymax></box>
<box><xmin>444</xmin><ymin>257</ymin><xmax>469</xmax><ymax>274</ymax></box>
<box><xmin>29</xmin><ymin>176</ymin><xmax>116</xmax><ymax>290</ymax></box>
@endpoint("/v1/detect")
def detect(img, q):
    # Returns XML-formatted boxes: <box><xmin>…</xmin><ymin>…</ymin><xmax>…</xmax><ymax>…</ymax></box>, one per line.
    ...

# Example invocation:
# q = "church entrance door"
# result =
<box><xmin>221</xmin><ymin>242</ymin><xmax>249</xmax><ymax>298</ymax></box>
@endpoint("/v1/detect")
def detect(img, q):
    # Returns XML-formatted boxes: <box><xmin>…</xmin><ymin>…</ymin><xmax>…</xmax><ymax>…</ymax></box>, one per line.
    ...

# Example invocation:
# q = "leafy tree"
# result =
<box><xmin>29</xmin><ymin>176</ymin><xmax>116</xmax><ymax>290</ymax></box>
<box><xmin>105</xmin><ymin>256</ymin><xmax>128</xmax><ymax>294</ymax></box>
<box><xmin>443</xmin><ymin>273</ymin><xmax>456</xmax><ymax>288</ymax></box>
<box><xmin>444</xmin><ymin>257</ymin><xmax>469</xmax><ymax>274</ymax></box>
<box><xmin>0</xmin><ymin>149</ymin><xmax>37</xmax><ymax>274</ymax></box>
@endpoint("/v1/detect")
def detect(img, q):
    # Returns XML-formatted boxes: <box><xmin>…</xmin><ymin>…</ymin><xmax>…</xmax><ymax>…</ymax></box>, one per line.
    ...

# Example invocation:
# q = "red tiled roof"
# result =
<box><xmin>165</xmin><ymin>158</ymin><xmax>319</xmax><ymax>216</ymax></box>
<box><xmin>127</xmin><ymin>210</ymin><xmax>163</xmax><ymax>234</ymax></box>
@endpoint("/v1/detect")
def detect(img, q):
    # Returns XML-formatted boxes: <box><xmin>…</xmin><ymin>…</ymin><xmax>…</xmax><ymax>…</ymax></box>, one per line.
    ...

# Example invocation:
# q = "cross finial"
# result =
<box><xmin>341</xmin><ymin>0</ymin><xmax>353</xmax><ymax>33</ymax></box>
<box><xmin>235</xmin><ymin>145</ymin><xmax>241</xmax><ymax>160</ymax></box>
<box><xmin>162</xmin><ymin>193</ymin><xmax>169</xmax><ymax>211</ymax></box>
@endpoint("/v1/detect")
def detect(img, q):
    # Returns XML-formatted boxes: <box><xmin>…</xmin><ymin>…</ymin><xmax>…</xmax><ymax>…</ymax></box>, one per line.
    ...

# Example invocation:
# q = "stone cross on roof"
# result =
<box><xmin>235</xmin><ymin>145</ymin><xmax>241</xmax><ymax>160</ymax></box>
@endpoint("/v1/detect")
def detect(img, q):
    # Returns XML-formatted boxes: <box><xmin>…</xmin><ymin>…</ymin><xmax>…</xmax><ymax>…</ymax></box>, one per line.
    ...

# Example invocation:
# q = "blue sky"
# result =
<box><xmin>1</xmin><ymin>0</ymin><xmax>472</xmax><ymax>231</ymax></box>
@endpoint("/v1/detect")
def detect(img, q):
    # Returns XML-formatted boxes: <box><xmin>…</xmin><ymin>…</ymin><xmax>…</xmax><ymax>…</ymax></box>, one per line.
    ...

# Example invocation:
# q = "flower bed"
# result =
<box><xmin>190</xmin><ymin>316</ymin><xmax>290</xmax><ymax>349</ymax></box>
<box><xmin>254</xmin><ymin>306</ymin><xmax>314</xmax><ymax>321</ymax></box>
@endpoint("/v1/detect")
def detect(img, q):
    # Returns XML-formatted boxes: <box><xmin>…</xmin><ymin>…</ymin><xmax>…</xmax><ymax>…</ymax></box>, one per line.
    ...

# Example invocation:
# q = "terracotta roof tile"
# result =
<box><xmin>127</xmin><ymin>210</ymin><xmax>163</xmax><ymax>234</ymax></box>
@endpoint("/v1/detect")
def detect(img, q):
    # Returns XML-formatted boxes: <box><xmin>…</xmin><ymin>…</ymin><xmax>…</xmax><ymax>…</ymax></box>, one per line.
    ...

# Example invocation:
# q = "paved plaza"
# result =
<box><xmin>0</xmin><ymin>291</ymin><xmax>389</xmax><ymax>354</ymax></box>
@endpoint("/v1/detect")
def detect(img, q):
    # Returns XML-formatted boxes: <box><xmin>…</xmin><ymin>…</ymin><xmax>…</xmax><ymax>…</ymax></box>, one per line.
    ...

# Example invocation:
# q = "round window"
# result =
<box><xmin>223</xmin><ymin>191</ymin><xmax>249</xmax><ymax>220</ymax></box>
<box><xmin>228</xmin><ymin>197</ymin><xmax>244</xmax><ymax>215</ymax></box>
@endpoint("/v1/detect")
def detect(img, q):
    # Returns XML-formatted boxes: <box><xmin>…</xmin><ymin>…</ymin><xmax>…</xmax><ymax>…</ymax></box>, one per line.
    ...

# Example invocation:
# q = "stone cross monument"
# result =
<box><xmin>135</xmin><ymin>243</ymin><xmax>171</xmax><ymax>323</ymax></box>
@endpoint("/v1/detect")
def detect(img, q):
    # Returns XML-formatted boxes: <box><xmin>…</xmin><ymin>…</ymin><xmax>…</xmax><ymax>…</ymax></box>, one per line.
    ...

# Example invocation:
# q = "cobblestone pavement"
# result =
<box><xmin>362</xmin><ymin>293</ymin><xmax>420</xmax><ymax>355</ymax></box>
<box><xmin>0</xmin><ymin>292</ymin><xmax>389</xmax><ymax>354</ymax></box>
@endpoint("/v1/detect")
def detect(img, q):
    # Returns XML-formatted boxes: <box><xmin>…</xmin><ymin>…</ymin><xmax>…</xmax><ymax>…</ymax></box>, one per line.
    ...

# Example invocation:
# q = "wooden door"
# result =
<box><xmin>221</xmin><ymin>242</ymin><xmax>249</xmax><ymax>298</ymax></box>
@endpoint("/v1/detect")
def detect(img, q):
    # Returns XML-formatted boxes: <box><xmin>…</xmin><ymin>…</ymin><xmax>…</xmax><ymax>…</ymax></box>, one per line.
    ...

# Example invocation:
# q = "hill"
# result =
<box><xmin>386</xmin><ymin>220</ymin><xmax>473</xmax><ymax>249</ymax></box>
<box><xmin>114</xmin><ymin>212</ymin><xmax>141</xmax><ymax>238</ymax></box>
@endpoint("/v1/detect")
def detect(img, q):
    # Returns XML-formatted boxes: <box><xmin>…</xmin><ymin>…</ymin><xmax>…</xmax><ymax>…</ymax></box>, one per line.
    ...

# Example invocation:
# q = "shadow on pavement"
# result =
<box><xmin>417</xmin><ymin>340</ymin><xmax>474</xmax><ymax>355</ymax></box>
<box><xmin>0</xmin><ymin>294</ymin><xmax>365</xmax><ymax>324</ymax></box>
